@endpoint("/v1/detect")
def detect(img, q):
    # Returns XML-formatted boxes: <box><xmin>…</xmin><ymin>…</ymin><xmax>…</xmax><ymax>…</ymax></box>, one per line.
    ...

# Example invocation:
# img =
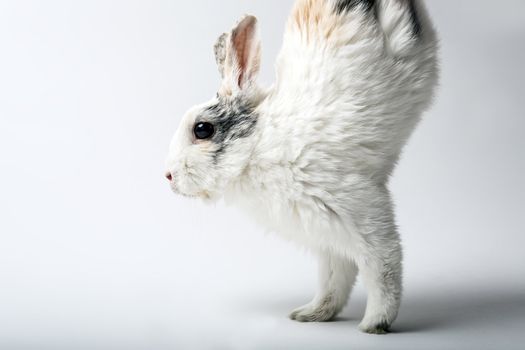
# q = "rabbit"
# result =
<box><xmin>165</xmin><ymin>0</ymin><xmax>438</xmax><ymax>334</ymax></box>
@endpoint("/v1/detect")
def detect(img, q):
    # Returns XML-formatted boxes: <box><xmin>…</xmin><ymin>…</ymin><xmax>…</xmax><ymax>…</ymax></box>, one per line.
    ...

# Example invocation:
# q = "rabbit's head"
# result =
<box><xmin>165</xmin><ymin>16</ymin><xmax>264</xmax><ymax>199</ymax></box>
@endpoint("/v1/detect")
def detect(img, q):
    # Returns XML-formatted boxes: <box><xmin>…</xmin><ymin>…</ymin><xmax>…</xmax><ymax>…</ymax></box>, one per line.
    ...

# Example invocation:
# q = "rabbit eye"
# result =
<box><xmin>194</xmin><ymin>122</ymin><xmax>215</xmax><ymax>140</ymax></box>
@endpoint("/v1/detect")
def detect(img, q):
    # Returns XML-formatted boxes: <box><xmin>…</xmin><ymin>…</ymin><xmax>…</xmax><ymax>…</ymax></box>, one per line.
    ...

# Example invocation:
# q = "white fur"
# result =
<box><xmin>166</xmin><ymin>0</ymin><xmax>439</xmax><ymax>333</ymax></box>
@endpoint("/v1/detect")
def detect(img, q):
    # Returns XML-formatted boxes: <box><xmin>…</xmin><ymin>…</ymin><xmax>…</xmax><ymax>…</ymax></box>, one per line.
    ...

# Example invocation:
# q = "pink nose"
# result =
<box><xmin>165</xmin><ymin>172</ymin><xmax>173</xmax><ymax>181</ymax></box>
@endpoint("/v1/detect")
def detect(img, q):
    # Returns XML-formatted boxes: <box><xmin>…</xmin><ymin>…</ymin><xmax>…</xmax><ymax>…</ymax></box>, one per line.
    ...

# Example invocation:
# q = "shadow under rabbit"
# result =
<box><xmin>235</xmin><ymin>287</ymin><xmax>525</xmax><ymax>334</ymax></box>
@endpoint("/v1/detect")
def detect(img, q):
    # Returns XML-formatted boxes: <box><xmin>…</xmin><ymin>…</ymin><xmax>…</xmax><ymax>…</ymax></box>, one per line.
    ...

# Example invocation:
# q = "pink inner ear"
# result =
<box><xmin>232</xmin><ymin>16</ymin><xmax>257</xmax><ymax>87</ymax></box>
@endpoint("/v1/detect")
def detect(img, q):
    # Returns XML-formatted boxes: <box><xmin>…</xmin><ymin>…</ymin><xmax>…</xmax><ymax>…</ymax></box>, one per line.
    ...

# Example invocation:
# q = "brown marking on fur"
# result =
<box><xmin>289</xmin><ymin>0</ymin><xmax>351</xmax><ymax>44</ymax></box>
<box><xmin>219</xmin><ymin>85</ymin><xmax>233</xmax><ymax>97</ymax></box>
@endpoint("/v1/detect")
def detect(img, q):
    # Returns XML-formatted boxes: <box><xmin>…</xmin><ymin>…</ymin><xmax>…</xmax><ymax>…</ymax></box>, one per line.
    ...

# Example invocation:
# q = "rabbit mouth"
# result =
<box><xmin>170</xmin><ymin>182</ymin><xmax>211</xmax><ymax>200</ymax></box>
<box><xmin>170</xmin><ymin>182</ymin><xmax>193</xmax><ymax>198</ymax></box>
<box><xmin>174</xmin><ymin>191</ymin><xmax>197</xmax><ymax>199</ymax></box>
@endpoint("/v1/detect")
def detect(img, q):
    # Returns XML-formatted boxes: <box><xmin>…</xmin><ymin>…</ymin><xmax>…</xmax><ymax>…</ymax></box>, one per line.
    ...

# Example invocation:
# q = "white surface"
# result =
<box><xmin>1</xmin><ymin>1</ymin><xmax>524</xmax><ymax>349</ymax></box>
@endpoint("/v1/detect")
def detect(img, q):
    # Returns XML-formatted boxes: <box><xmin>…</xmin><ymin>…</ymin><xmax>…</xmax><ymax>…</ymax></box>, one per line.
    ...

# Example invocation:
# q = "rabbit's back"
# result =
<box><xmin>262</xmin><ymin>0</ymin><xmax>438</xmax><ymax>183</ymax></box>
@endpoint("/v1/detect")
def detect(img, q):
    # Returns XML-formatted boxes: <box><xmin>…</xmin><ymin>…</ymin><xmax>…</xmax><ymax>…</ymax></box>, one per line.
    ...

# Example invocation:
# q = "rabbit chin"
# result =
<box><xmin>170</xmin><ymin>178</ymin><xmax>222</xmax><ymax>202</ymax></box>
<box><xmin>171</xmin><ymin>186</ymin><xmax>216</xmax><ymax>202</ymax></box>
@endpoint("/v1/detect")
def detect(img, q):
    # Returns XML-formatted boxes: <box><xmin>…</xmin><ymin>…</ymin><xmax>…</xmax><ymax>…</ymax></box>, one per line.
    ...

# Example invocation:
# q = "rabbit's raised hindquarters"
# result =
<box><xmin>166</xmin><ymin>0</ymin><xmax>439</xmax><ymax>334</ymax></box>
<box><xmin>249</xmin><ymin>0</ymin><xmax>438</xmax><ymax>333</ymax></box>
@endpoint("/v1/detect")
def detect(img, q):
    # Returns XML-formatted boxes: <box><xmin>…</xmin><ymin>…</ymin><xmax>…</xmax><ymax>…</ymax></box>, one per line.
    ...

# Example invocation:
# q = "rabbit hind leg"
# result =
<box><xmin>290</xmin><ymin>251</ymin><xmax>358</xmax><ymax>322</ymax></box>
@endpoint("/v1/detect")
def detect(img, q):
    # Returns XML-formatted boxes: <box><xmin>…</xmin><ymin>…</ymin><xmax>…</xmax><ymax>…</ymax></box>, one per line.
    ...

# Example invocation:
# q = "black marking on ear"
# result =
<box><xmin>197</xmin><ymin>97</ymin><xmax>258</xmax><ymax>163</ymax></box>
<box><xmin>408</xmin><ymin>0</ymin><xmax>422</xmax><ymax>37</ymax></box>
<box><xmin>335</xmin><ymin>0</ymin><xmax>375</xmax><ymax>14</ymax></box>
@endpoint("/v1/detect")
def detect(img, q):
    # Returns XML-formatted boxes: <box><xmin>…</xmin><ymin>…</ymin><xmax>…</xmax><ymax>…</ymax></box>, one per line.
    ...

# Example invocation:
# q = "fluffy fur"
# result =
<box><xmin>165</xmin><ymin>0</ymin><xmax>439</xmax><ymax>333</ymax></box>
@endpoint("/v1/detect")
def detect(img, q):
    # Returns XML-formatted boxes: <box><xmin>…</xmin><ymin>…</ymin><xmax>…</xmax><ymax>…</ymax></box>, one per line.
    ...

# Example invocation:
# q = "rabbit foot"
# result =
<box><xmin>289</xmin><ymin>296</ymin><xmax>338</xmax><ymax>322</ymax></box>
<box><xmin>358</xmin><ymin>318</ymin><xmax>391</xmax><ymax>334</ymax></box>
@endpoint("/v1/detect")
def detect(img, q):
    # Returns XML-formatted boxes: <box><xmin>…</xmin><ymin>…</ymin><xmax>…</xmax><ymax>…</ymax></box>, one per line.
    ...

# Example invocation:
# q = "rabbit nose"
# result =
<box><xmin>165</xmin><ymin>172</ymin><xmax>173</xmax><ymax>181</ymax></box>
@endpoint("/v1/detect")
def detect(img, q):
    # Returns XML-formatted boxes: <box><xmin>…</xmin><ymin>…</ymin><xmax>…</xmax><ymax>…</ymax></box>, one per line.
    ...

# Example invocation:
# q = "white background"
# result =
<box><xmin>1</xmin><ymin>1</ymin><xmax>524</xmax><ymax>349</ymax></box>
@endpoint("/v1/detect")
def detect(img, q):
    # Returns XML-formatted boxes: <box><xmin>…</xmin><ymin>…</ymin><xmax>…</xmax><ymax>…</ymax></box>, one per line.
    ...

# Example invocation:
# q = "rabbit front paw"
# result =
<box><xmin>289</xmin><ymin>296</ymin><xmax>338</xmax><ymax>322</ymax></box>
<box><xmin>358</xmin><ymin>319</ymin><xmax>391</xmax><ymax>335</ymax></box>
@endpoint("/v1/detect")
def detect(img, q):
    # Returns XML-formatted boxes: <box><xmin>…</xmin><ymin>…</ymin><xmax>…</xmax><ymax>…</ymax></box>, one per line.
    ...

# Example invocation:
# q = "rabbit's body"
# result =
<box><xmin>166</xmin><ymin>0</ymin><xmax>438</xmax><ymax>333</ymax></box>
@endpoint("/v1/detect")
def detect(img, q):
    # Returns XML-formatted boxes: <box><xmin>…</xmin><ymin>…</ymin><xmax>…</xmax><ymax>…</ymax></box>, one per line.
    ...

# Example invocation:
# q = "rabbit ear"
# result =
<box><xmin>214</xmin><ymin>33</ymin><xmax>228</xmax><ymax>79</ymax></box>
<box><xmin>218</xmin><ymin>15</ymin><xmax>261</xmax><ymax>95</ymax></box>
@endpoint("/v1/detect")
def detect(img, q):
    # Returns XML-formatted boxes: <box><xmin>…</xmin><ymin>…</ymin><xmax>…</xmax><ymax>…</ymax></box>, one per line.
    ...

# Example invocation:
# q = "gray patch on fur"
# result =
<box><xmin>408</xmin><ymin>0</ymin><xmax>422</xmax><ymax>37</ymax></box>
<box><xmin>364</xmin><ymin>321</ymin><xmax>391</xmax><ymax>334</ymax></box>
<box><xmin>196</xmin><ymin>97</ymin><xmax>258</xmax><ymax>162</ymax></box>
<box><xmin>336</xmin><ymin>0</ymin><xmax>421</xmax><ymax>39</ymax></box>
<box><xmin>335</xmin><ymin>0</ymin><xmax>375</xmax><ymax>14</ymax></box>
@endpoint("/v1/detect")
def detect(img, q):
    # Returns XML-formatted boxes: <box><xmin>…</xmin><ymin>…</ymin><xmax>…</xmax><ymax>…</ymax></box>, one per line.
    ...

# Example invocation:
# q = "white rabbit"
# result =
<box><xmin>165</xmin><ymin>0</ymin><xmax>438</xmax><ymax>334</ymax></box>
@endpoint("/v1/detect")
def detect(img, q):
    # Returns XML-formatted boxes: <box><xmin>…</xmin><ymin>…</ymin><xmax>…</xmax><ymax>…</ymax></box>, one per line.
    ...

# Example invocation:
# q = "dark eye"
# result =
<box><xmin>193</xmin><ymin>122</ymin><xmax>215</xmax><ymax>140</ymax></box>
